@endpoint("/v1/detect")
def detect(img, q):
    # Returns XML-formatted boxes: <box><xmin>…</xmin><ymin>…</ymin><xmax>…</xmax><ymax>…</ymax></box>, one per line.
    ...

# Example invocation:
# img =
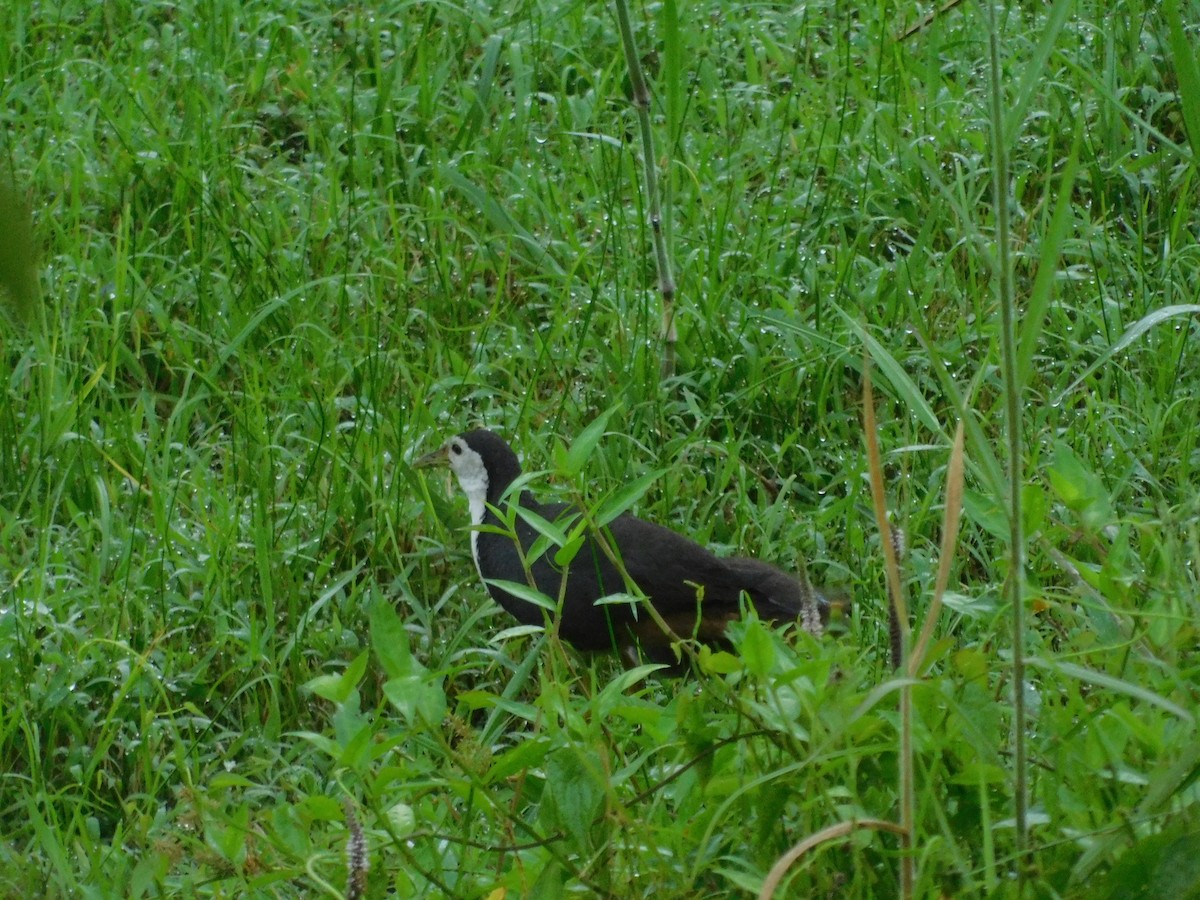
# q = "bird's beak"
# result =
<box><xmin>413</xmin><ymin>443</ymin><xmax>449</xmax><ymax>469</ymax></box>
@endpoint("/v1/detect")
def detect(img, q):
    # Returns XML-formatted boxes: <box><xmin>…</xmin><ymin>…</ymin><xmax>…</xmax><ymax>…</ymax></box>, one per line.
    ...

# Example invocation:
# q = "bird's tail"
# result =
<box><xmin>724</xmin><ymin>557</ymin><xmax>851</xmax><ymax>637</ymax></box>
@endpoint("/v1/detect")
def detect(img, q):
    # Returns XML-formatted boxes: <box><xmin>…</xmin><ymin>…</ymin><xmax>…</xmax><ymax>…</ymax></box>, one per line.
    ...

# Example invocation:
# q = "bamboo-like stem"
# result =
<box><xmin>985</xmin><ymin>5</ymin><xmax>1029</xmax><ymax>875</ymax></box>
<box><xmin>612</xmin><ymin>0</ymin><xmax>678</xmax><ymax>378</ymax></box>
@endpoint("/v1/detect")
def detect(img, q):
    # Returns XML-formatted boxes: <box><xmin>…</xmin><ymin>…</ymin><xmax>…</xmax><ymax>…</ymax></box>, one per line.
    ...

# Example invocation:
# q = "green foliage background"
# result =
<box><xmin>1</xmin><ymin>0</ymin><xmax>1198</xmax><ymax>896</ymax></box>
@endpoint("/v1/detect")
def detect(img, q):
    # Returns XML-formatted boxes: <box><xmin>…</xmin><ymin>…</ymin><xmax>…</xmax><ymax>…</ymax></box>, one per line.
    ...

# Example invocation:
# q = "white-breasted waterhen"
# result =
<box><xmin>417</xmin><ymin>429</ymin><xmax>843</xmax><ymax>664</ymax></box>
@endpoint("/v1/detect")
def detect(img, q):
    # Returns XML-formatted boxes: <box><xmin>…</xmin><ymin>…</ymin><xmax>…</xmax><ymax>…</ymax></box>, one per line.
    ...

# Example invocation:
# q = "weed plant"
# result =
<box><xmin>1</xmin><ymin>0</ymin><xmax>1198</xmax><ymax>896</ymax></box>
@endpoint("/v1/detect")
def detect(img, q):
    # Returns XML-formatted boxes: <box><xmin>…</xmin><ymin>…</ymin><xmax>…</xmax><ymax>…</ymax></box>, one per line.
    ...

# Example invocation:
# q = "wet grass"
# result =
<box><xmin>1</xmin><ymin>0</ymin><xmax>1198</xmax><ymax>896</ymax></box>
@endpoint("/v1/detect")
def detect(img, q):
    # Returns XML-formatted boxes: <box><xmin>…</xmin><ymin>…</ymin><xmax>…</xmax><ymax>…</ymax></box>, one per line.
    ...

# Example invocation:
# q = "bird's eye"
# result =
<box><xmin>451</xmin><ymin>442</ymin><xmax>463</xmax><ymax>455</ymax></box>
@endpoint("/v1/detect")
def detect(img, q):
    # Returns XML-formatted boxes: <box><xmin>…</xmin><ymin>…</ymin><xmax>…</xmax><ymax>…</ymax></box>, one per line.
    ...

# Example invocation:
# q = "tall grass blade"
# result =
<box><xmin>1016</xmin><ymin>127</ymin><xmax>1083</xmax><ymax>388</ymax></box>
<box><xmin>0</xmin><ymin>181</ymin><xmax>38</xmax><ymax>321</ymax></box>
<box><xmin>452</xmin><ymin>33</ymin><xmax>504</xmax><ymax>152</ymax></box>
<box><xmin>986</xmin><ymin>3</ymin><xmax>1028</xmax><ymax>873</ymax></box>
<box><xmin>862</xmin><ymin>358</ymin><xmax>913</xmax><ymax>897</ymax></box>
<box><xmin>1052</xmin><ymin>304</ymin><xmax>1200</xmax><ymax>403</ymax></box>
<box><xmin>843</xmin><ymin>313</ymin><xmax>944</xmax><ymax>440</ymax></box>
<box><xmin>1003</xmin><ymin>0</ymin><xmax>1074</xmax><ymax>146</ymax></box>
<box><xmin>442</xmin><ymin>168</ymin><xmax>565</xmax><ymax>275</ymax></box>
<box><xmin>1164</xmin><ymin>0</ymin><xmax>1200</xmax><ymax>162</ymax></box>
<box><xmin>862</xmin><ymin>357</ymin><xmax>909</xmax><ymax>649</ymax></box>
<box><xmin>1025</xmin><ymin>658</ymin><xmax>1195</xmax><ymax>724</ymax></box>
<box><xmin>909</xmin><ymin>420</ymin><xmax>965</xmax><ymax>676</ymax></box>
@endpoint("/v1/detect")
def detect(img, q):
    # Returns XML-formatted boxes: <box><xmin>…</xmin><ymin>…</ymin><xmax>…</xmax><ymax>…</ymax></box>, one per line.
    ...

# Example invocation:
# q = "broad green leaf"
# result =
<box><xmin>953</xmin><ymin>647</ymin><xmax>990</xmax><ymax>681</ymax></box>
<box><xmin>1023</xmin><ymin>481</ymin><xmax>1047</xmax><ymax>536</ymax></box>
<box><xmin>514</xmin><ymin>505</ymin><xmax>571</xmax><ymax>546</ymax></box>
<box><xmin>559</xmin><ymin>406</ymin><xmax>619</xmax><ymax>476</ymax></box>
<box><xmin>739</xmin><ymin>618</ymin><xmax>776</xmax><ymax>678</ymax></box>
<box><xmin>941</xmin><ymin>592</ymin><xmax>997</xmax><ymax>619</ymax></box>
<box><xmin>369</xmin><ymin>598</ymin><xmax>415</xmax><ymax>680</ymax></box>
<box><xmin>331</xmin><ymin>690</ymin><xmax>368</xmax><ymax>746</ymax></box>
<box><xmin>297</xmin><ymin>794</ymin><xmax>345</xmax><ymax>821</ymax></box>
<box><xmin>595</xmin><ymin>468</ymin><xmax>667</xmax><ymax>527</ymax></box>
<box><xmin>303</xmin><ymin>674</ymin><xmax>348</xmax><ymax>704</ymax></box>
<box><xmin>208</xmin><ymin>773</ymin><xmax>256</xmax><ymax>789</ymax></box>
<box><xmin>490</xmin><ymin>625</ymin><xmax>547</xmax><ymax>644</ymax></box>
<box><xmin>383</xmin><ymin>673</ymin><xmax>447</xmax><ymax>726</ymax></box>
<box><xmin>1046</xmin><ymin>442</ymin><xmax>1115</xmax><ymax>533</ymax></box>
<box><xmin>962</xmin><ymin>489</ymin><xmax>1009</xmax><ymax>540</ymax></box>
<box><xmin>336</xmin><ymin>720</ymin><xmax>374</xmax><ymax>771</ymax></box>
<box><xmin>552</xmin><ymin>532</ymin><xmax>586</xmax><ymax>567</ymax></box>
<box><xmin>528</xmin><ymin>531</ymin><xmax>556</xmax><ymax>568</ymax></box>
<box><xmin>1085</xmin><ymin>826</ymin><xmax>1200</xmax><ymax>900</ymax></box>
<box><xmin>269</xmin><ymin>806</ymin><xmax>309</xmax><ymax>859</ymax></box>
<box><xmin>596</xmin><ymin>665</ymin><xmax>664</xmax><ymax>714</ymax></box>
<box><xmin>593</xmin><ymin>591</ymin><xmax>640</xmax><ymax>607</ymax></box>
<box><xmin>386</xmin><ymin>804</ymin><xmax>416</xmax><ymax>837</ymax></box>
<box><xmin>291</xmin><ymin>731</ymin><xmax>341</xmax><ymax>759</ymax></box>
<box><xmin>699</xmin><ymin>646</ymin><xmax>743</xmax><ymax>675</ymax></box>
<box><xmin>303</xmin><ymin>650</ymin><xmax>369</xmax><ymax>704</ymax></box>
<box><xmin>540</xmin><ymin>747</ymin><xmax>606</xmax><ymax>849</ymax></box>
<box><xmin>516</xmin><ymin>504</ymin><xmax>575</xmax><ymax>565</ymax></box>
<box><xmin>206</xmin><ymin>804</ymin><xmax>250</xmax><ymax>865</ymax></box>
<box><xmin>455</xmin><ymin>690</ymin><xmax>501</xmax><ymax>711</ymax></box>
<box><xmin>529</xmin><ymin>861</ymin><xmax>565</xmax><ymax>900</ymax></box>
<box><xmin>484</xmin><ymin>578</ymin><xmax>557</xmax><ymax>611</ymax></box>
<box><xmin>487</xmin><ymin>735</ymin><xmax>553</xmax><ymax>783</ymax></box>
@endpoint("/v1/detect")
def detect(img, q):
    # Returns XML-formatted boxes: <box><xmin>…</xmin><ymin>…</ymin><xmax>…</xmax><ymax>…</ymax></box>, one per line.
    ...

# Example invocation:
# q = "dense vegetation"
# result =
<box><xmin>2</xmin><ymin>0</ymin><xmax>1198</xmax><ymax>896</ymax></box>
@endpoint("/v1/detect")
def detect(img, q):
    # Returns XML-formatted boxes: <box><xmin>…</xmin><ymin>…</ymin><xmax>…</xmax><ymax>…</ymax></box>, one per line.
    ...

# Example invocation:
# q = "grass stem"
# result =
<box><xmin>986</xmin><ymin>3</ymin><xmax>1029</xmax><ymax>874</ymax></box>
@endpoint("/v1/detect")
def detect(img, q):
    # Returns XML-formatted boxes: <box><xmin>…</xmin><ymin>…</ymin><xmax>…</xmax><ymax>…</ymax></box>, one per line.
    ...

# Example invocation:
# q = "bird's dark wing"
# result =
<box><xmin>476</xmin><ymin>502</ymin><xmax>644</xmax><ymax>651</ymax></box>
<box><xmin>603</xmin><ymin>515</ymin><xmax>828</xmax><ymax>646</ymax></box>
<box><xmin>477</xmin><ymin>501</ymin><xmax>831</xmax><ymax>658</ymax></box>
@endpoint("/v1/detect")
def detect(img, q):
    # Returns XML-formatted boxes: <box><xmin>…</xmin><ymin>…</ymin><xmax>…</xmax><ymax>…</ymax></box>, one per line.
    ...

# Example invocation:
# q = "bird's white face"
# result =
<box><xmin>445</xmin><ymin>436</ymin><xmax>489</xmax><ymax>525</ymax></box>
<box><xmin>444</xmin><ymin>435</ymin><xmax>489</xmax><ymax>577</ymax></box>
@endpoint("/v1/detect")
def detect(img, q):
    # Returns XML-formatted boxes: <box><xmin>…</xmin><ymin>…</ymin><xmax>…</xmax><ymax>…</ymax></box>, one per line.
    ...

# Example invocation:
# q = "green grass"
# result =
<box><xmin>2</xmin><ymin>0</ymin><xmax>1199</xmax><ymax>896</ymax></box>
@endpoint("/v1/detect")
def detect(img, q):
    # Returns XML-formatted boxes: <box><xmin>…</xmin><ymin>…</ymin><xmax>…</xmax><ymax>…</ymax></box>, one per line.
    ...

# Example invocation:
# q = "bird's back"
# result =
<box><xmin>475</xmin><ymin>500</ymin><xmax>829</xmax><ymax>657</ymax></box>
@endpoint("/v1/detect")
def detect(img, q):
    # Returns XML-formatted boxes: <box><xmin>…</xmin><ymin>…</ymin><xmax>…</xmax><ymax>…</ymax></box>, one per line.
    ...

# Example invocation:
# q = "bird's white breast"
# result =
<box><xmin>467</xmin><ymin>493</ymin><xmax>485</xmax><ymax>578</ymax></box>
<box><xmin>449</xmin><ymin>450</ymin><xmax>490</xmax><ymax>581</ymax></box>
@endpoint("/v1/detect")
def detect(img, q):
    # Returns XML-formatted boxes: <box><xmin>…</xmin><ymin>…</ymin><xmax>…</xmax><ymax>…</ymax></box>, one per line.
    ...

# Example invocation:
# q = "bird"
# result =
<box><xmin>416</xmin><ymin>428</ymin><xmax>844</xmax><ymax>666</ymax></box>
